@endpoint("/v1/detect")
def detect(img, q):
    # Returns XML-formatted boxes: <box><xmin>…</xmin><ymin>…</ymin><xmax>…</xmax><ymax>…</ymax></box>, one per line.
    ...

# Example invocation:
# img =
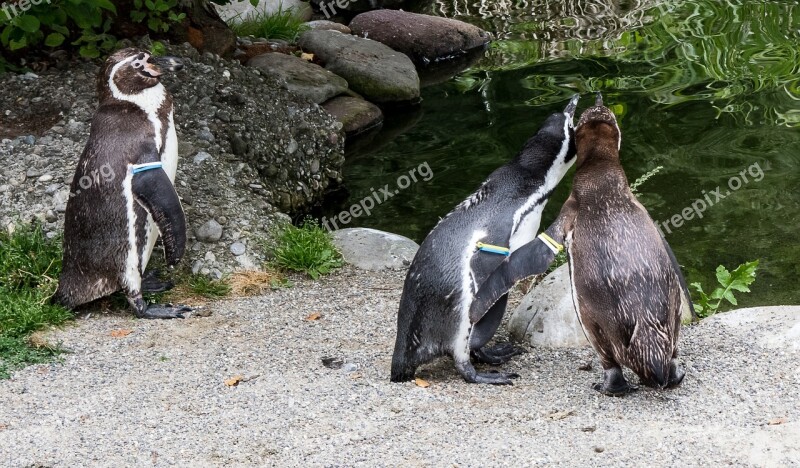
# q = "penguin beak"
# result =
<box><xmin>563</xmin><ymin>94</ymin><xmax>580</xmax><ymax>119</ymax></box>
<box><xmin>150</xmin><ymin>56</ymin><xmax>184</xmax><ymax>73</ymax></box>
<box><xmin>595</xmin><ymin>92</ymin><xmax>603</xmax><ymax>107</ymax></box>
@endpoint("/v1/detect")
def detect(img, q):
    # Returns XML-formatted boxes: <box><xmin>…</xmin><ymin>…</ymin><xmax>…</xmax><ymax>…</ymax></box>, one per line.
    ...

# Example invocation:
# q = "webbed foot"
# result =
<box><xmin>593</xmin><ymin>366</ymin><xmax>638</xmax><ymax>397</ymax></box>
<box><xmin>138</xmin><ymin>304</ymin><xmax>191</xmax><ymax>319</ymax></box>
<box><xmin>471</xmin><ymin>343</ymin><xmax>526</xmax><ymax>365</ymax></box>
<box><xmin>141</xmin><ymin>269</ymin><xmax>175</xmax><ymax>293</ymax></box>
<box><xmin>455</xmin><ymin>358</ymin><xmax>520</xmax><ymax>385</ymax></box>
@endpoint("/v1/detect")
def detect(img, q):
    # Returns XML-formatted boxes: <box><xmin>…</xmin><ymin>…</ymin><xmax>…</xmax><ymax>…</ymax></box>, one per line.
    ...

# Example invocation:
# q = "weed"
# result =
<box><xmin>229</xmin><ymin>5</ymin><xmax>309</xmax><ymax>42</ymax></box>
<box><xmin>267</xmin><ymin>220</ymin><xmax>343</xmax><ymax>279</ymax></box>
<box><xmin>691</xmin><ymin>260</ymin><xmax>759</xmax><ymax>317</ymax></box>
<box><xmin>0</xmin><ymin>224</ymin><xmax>71</xmax><ymax>378</ymax></box>
<box><xmin>186</xmin><ymin>274</ymin><xmax>232</xmax><ymax>299</ymax></box>
<box><xmin>629</xmin><ymin>165</ymin><xmax>663</xmax><ymax>195</ymax></box>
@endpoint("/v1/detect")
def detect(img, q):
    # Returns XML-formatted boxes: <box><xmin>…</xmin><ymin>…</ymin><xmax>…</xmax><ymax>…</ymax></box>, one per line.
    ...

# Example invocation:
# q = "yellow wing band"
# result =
<box><xmin>537</xmin><ymin>232</ymin><xmax>563</xmax><ymax>254</ymax></box>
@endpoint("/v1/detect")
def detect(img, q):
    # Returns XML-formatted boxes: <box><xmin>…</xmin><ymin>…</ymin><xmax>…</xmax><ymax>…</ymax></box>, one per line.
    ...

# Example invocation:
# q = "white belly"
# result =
<box><xmin>141</xmin><ymin>114</ymin><xmax>179</xmax><ymax>270</ymax></box>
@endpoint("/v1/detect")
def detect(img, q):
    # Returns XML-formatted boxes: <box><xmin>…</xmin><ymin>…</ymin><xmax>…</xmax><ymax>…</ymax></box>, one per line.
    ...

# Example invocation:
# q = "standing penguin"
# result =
<box><xmin>470</xmin><ymin>93</ymin><xmax>692</xmax><ymax>395</ymax></box>
<box><xmin>390</xmin><ymin>95</ymin><xmax>579</xmax><ymax>385</ymax></box>
<box><xmin>54</xmin><ymin>48</ymin><xmax>189</xmax><ymax>319</ymax></box>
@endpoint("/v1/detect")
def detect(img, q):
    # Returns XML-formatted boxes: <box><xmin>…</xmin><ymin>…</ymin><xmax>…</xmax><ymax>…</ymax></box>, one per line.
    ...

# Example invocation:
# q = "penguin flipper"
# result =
<box><xmin>468</xmin><ymin>237</ymin><xmax>557</xmax><ymax>324</ymax></box>
<box><xmin>132</xmin><ymin>168</ymin><xmax>187</xmax><ymax>266</ymax></box>
<box><xmin>659</xmin><ymin>232</ymin><xmax>696</xmax><ymax>321</ymax></box>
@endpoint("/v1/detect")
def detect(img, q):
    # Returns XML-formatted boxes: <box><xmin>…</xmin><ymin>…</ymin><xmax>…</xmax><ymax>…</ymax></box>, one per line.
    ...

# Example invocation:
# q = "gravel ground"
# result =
<box><xmin>1</xmin><ymin>266</ymin><xmax>798</xmax><ymax>467</ymax></box>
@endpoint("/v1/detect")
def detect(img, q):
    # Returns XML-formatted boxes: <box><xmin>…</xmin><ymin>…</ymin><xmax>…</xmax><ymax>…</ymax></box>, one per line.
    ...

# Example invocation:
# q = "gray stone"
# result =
<box><xmin>193</xmin><ymin>151</ymin><xmax>212</xmax><ymax>164</ymax></box>
<box><xmin>321</xmin><ymin>96</ymin><xmax>383</xmax><ymax>136</ymax></box>
<box><xmin>191</xmin><ymin>260</ymin><xmax>204</xmax><ymax>275</ymax></box>
<box><xmin>37</xmin><ymin>174</ymin><xmax>53</xmax><ymax>183</ymax></box>
<box><xmin>196</xmin><ymin>220</ymin><xmax>223</xmax><ymax>242</ymax></box>
<box><xmin>306</xmin><ymin>20</ymin><xmax>351</xmax><ymax>34</ymax></box>
<box><xmin>508</xmin><ymin>264</ymin><xmax>590</xmax><ymax>348</ymax></box>
<box><xmin>298</xmin><ymin>30</ymin><xmax>420</xmax><ymax>104</ymax></box>
<box><xmin>331</xmin><ymin>228</ymin><xmax>418</xmax><ymax>271</ymax></box>
<box><xmin>349</xmin><ymin>10</ymin><xmax>490</xmax><ymax>65</ymax></box>
<box><xmin>230</xmin><ymin>242</ymin><xmax>247</xmax><ymax>256</ymax></box>
<box><xmin>705</xmin><ymin>306</ymin><xmax>800</xmax><ymax>351</ymax></box>
<box><xmin>248</xmin><ymin>53</ymin><xmax>348</xmax><ymax>104</ymax></box>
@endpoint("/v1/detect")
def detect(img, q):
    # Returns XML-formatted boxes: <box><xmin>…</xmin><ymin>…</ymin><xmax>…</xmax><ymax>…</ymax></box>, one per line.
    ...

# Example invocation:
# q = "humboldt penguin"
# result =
<box><xmin>470</xmin><ymin>93</ymin><xmax>692</xmax><ymax>395</ymax></box>
<box><xmin>390</xmin><ymin>95</ymin><xmax>580</xmax><ymax>385</ymax></box>
<box><xmin>54</xmin><ymin>48</ymin><xmax>190</xmax><ymax>319</ymax></box>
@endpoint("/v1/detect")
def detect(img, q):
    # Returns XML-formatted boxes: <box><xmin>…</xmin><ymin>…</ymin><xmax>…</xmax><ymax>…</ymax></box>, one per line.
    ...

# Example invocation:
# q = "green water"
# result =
<box><xmin>333</xmin><ymin>0</ymin><xmax>800</xmax><ymax>308</ymax></box>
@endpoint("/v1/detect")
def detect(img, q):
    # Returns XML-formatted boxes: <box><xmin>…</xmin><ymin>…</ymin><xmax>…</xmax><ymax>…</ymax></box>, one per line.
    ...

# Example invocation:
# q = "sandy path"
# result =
<box><xmin>1</xmin><ymin>267</ymin><xmax>798</xmax><ymax>466</ymax></box>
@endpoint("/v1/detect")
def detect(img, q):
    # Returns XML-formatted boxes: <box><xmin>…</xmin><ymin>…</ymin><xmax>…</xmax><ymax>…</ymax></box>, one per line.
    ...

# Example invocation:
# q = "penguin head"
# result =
<box><xmin>517</xmin><ymin>94</ymin><xmax>579</xmax><ymax>172</ymax></box>
<box><xmin>98</xmin><ymin>48</ymin><xmax>184</xmax><ymax>101</ymax></box>
<box><xmin>575</xmin><ymin>92</ymin><xmax>621</xmax><ymax>156</ymax></box>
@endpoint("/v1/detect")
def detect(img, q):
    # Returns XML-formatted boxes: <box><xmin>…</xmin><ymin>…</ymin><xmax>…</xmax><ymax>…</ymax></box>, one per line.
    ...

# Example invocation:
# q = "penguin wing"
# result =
<box><xmin>659</xmin><ymin>232</ymin><xmax>696</xmax><ymax>321</ymax></box>
<box><xmin>132</xmin><ymin>168</ymin><xmax>187</xmax><ymax>266</ymax></box>
<box><xmin>469</xmin><ymin>237</ymin><xmax>557</xmax><ymax>324</ymax></box>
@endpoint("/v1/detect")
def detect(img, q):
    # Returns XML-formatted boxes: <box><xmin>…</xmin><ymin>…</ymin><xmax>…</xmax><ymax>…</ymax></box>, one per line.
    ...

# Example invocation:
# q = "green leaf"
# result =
<box><xmin>50</xmin><ymin>24</ymin><xmax>70</xmax><ymax>35</ymax></box>
<box><xmin>130</xmin><ymin>11</ymin><xmax>147</xmax><ymax>22</ymax></box>
<box><xmin>145</xmin><ymin>0</ymin><xmax>156</xmax><ymax>10</ymax></box>
<box><xmin>147</xmin><ymin>17</ymin><xmax>161</xmax><ymax>31</ymax></box>
<box><xmin>714</xmin><ymin>265</ymin><xmax>731</xmax><ymax>288</ymax></box>
<box><xmin>722</xmin><ymin>290</ymin><xmax>738</xmax><ymax>306</ymax></box>
<box><xmin>249</xmin><ymin>0</ymin><xmax>259</xmax><ymax>6</ymax></box>
<box><xmin>44</xmin><ymin>32</ymin><xmax>65</xmax><ymax>47</ymax></box>
<box><xmin>79</xmin><ymin>44</ymin><xmax>100</xmax><ymax>58</ymax></box>
<box><xmin>16</xmin><ymin>15</ymin><xmax>40</xmax><ymax>33</ymax></box>
<box><xmin>9</xmin><ymin>37</ymin><xmax>27</xmax><ymax>50</ymax></box>
<box><xmin>94</xmin><ymin>0</ymin><xmax>117</xmax><ymax>14</ymax></box>
<box><xmin>134</xmin><ymin>0</ymin><xmax>143</xmax><ymax>8</ymax></box>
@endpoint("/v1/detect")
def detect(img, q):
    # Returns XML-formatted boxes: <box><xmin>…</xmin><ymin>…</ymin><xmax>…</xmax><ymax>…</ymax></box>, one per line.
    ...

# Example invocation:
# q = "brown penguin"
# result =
<box><xmin>470</xmin><ymin>93</ymin><xmax>692</xmax><ymax>395</ymax></box>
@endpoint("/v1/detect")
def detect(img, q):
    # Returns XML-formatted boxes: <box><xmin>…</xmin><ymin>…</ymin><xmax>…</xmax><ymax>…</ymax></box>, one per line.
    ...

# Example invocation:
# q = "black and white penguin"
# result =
<box><xmin>390</xmin><ymin>95</ymin><xmax>580</xmax><ymax>385</ymax></box>
<box><xmin>470</xmin><ymin>93</ymin><xmax>692</xmax><ymax>395</ymax></box>
<box><xmin>54</xmin><ymin>48</ymin><xmax>189</xmax><ymax>319</ymax></box>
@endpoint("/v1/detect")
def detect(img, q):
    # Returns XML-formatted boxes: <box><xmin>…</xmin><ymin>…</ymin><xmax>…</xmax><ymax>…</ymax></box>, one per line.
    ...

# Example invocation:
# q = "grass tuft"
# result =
<box><xmin>229</xmin><ymin>5</ymin><xmax>310</xmax><ymax>42</ymax></box>
<box><xmin>186</xmin><ymin>274</ymin><xmax>232</xmax><ymax>298</ymax></box>
<box><xmin>0</xmin><ymin>223</ymin><xmax>72</xmax><ymax>378</ymax></box>
<box><xmin>267</xmin><ymin>220</ymin><xmax>343</xmax><ymax>279</ymax></box>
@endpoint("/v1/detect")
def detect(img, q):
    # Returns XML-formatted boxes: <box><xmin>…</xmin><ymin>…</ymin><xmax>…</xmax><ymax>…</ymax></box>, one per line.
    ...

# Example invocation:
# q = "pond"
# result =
<box><xmin>321</xmin><ymin>0</ymin><xmax>800</xmax><ymax>308</ymax></box>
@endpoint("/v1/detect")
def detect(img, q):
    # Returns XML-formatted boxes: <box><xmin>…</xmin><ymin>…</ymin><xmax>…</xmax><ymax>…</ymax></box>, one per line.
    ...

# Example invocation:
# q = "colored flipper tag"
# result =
<box><xmin>537</xmin><ymin>232</ymin><xmax>563</xmax><ymax>254</ymax></box>
<box><xmin>131</xmin><ymin>162</ymin><xmax>163</xmax><ymax>174</ymax></box>
<box><xmin>476</xmin><ymin>242</ymin><xmax>510</xmax><ymax>256</ymax></box>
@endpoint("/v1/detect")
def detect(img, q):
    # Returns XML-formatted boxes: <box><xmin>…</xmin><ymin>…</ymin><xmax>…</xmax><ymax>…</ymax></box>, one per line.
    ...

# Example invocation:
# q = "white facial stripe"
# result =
<box><xmin>107</xmin><ymin>54</ymin><xmax>167</xmax><ymax>153</ymax></box>
<box><xmin>509</xmin><ymin>115</ymin><xmax>574</xmax><ymax>251</ymax></box>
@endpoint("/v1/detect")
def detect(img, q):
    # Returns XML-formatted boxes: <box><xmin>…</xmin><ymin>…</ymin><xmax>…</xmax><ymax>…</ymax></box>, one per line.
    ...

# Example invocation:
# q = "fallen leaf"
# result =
<box><xmin>110</xmin><ymin>329</ymin><xmax>132</xmax><ymax>338</ymax></box>
<box><xmin>0</xmin><ymin>423</ymin><xmax>8</xmax><ymax>431</ymax></box>
<box><xmin>581</xmin><ymin>425</ymin><xmax>596</xmax><ymax>433</ymax></box>
<box><xmin>224</xmin><ymin>375</ymin><xmax>244</xmax><ymax>387</ymax></box>
<box><xmin>300</xmin><ymin>53</ymin><xmax>314</xmax><ymax>61</ymax></box>
<box><xmin>414</xmin><ymin>378</ymin><xmax>430</xmax><ymax>388</ymax></box>
<box><xmin>547</xmin><ymin>409</ymin><xmax>576</xmax><ymax>420</ymax></box>
<box><xmin>350</xmin><ymin>372</ymin><xmax>363</xmax><ymax>379</ymax></box>
<box><xmin>768</xmin><ymin>417</ymin><xmax>788</xmax><ymax>425</ymax></box>
<box><xmin>305</xmin><ymin>312</ymin><xmax>322</xmax><ymax>321</ymax></box>
<box><xmin>577</xmin><ymin>361</ymin><xmax>592</xmax><ymax>371</ymax></box>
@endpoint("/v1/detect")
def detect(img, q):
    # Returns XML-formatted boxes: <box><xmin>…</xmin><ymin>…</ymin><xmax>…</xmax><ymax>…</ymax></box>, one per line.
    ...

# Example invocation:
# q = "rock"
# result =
<box><xmin>508</xmin><ymin>264</ymin><xmax>590</xmax><ymax>348</ymax></box>
<box><xmin>704</xmin><ymin>306</ymin><xmax>800</xmax><ymax>351</ymax></box>
<box><xmin>216</xmin><ymin>0</ymin><xmax>312</xmax><ymax>24</ymax></box>
<box><xmin>309</xmin><ymin>0</ymin><xmax>406</xmax><ymax>14</ymax></box>
<box><xmin>349</xmin><ymin>10</ymin><xmax>490</xmax><ymax>65</ymax></box>
<box><xmin>193</xmin><ymin>151</ymin><xmax>212</xmax><ymax>164</ymax></box>
<box><xmin>230</xmin><ymin>242</ymin><xmax>246</xmax><ymax>256</ymax></box>
<box><xmin>248</xmin><ymin>53</ymin><xmax>348</xmax><ymax>104</ymax></box>
<box><xmin>321</xmin><ymin>96</ymin><xmax>383</xmax><ymax>136</ymax></box>
<box><xmin>196</xmin><ymin>220</ymin><xmax>224</xmax><ymax>242</ymax></box>
<box><xmin>37</xmin><ymin>174</ymin><xmax>53</xmax><ymax>183</ymax></box>
<box><xmin>331</xmin><ymin>228</ymin><xmax>418</xmax><ymax>271</ymax></box>
<box><xmin>298</xmin><ymin>30</ymin><xmax>420</xmax><ymax>104</ymax></box>
<box><xmin>306</xmin><ymin>20</ymin><xmax>351</xmax><ymax>34</ymax></box>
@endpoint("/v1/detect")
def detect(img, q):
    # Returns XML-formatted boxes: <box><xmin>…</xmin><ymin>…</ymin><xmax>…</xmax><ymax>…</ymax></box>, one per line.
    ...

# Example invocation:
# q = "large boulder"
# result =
<box><xmin>322</xmin><ymin>96</ymin><xmax>383</xmax><ymax>136</ymax></box>
<box><xmin>705</xmin><ymin>306</ymin><xmax>800</xmax><ymax>352</ymax></box>
<box><xmin>331</xmin><ymin>228</ymin><xmax>418</xmax><ymax>270</ymax></box>
<box><xmin>248</xmin><ymin>53</ymin><xmax>348</xmax><ymax>104</ymax></box>
<box><xmin>349</xmin><ymin>10</ymin><xmax>490</xmax><ymax>65</ymax></box>
<box><xmin>508</xmin><ymin>264</ymin><xmax>590</xmax><ymax>348</ymax></box>
<box><xmin>298</xmin><ymin>30</ymin><xmax>420</xmax><ymax>104</ymax></box>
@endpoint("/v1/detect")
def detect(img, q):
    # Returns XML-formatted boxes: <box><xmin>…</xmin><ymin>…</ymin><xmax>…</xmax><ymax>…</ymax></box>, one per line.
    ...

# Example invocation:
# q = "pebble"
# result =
<box><xmin>205</xmin><ymin>251</ymin><xmax>216</xmax><ymax>263</ymax></box>
<box><xmin>196</xmin><ymin>219</ymin><xmax>223</xmax><ymax>242</ymax></box>
<box><xmin>193</xmin><ymin>151</ymin><xmax>212</xmax><ymax>164</ymax></box>
<box><xmin>230</xmin><ymin>242</ymin><xmax>246</xmax><ymax>256</ymax></box>
<box><xmin>191</xmin><ymin>260</ymin><xmax>203</xmax><ymax>275</ymax></box>
<box><xmin>38</xmin><ymin>174</ymin><xmax>53</xmax><ymax>183</ymax></box>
